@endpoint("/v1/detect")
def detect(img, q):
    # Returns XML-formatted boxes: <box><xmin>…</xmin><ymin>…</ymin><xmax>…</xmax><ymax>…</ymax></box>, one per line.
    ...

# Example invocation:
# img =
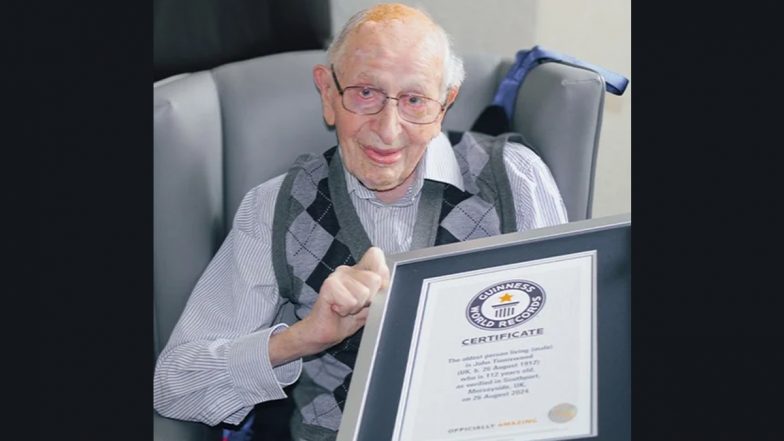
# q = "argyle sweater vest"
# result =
<box><xmin>271</xmin><ymin>131</ymin><xmax>520</xmax><ymax>440</ymax></box>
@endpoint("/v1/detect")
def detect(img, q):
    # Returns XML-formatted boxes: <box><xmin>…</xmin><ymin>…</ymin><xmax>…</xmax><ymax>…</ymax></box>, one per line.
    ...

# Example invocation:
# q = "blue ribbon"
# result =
<box><xmin>491</xmin><ymin>45</ymin><xmax>629</xmax><ymax>121</ymax></box>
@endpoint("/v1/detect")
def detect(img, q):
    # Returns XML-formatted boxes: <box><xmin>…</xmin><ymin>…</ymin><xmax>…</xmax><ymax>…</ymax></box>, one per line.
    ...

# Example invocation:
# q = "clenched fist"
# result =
<box><xmin>321</xmin><ymin>246</ymin><xmax>390</xmax><ymax>316</ymax></box>
<box><xmin>269</xmin><ymin>247</ymin><xmax>390</xmax><ymax>365</ymax></box>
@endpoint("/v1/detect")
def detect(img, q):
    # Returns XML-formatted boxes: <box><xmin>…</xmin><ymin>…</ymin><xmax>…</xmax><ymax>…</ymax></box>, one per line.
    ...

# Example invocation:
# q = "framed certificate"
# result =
<box><xmin>337</xmin><ymin>214</ymin><xmax>631</xmax><ymax>441</ymax></box>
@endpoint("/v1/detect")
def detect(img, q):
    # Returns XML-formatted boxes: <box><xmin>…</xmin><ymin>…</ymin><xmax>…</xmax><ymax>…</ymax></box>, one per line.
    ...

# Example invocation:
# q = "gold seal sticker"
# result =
<box><xmin>548</xmin><ymin>403</ymin><xmax>577</xmax><ymax>423</ymax></box>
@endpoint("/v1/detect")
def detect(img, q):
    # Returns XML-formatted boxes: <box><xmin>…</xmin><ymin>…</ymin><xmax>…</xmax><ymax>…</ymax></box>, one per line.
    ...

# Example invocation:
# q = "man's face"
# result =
<box><xmin>316</xmin><ymin>19</ymin><xmax>456</xmax><ymax>196</ymax></box>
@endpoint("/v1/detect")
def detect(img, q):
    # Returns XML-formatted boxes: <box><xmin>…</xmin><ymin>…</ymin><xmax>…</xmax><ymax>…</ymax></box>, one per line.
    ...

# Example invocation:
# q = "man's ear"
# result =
<box><xmin>438</xmin><ymin>86</ymin><xmax>460</xmax><ymax>124</ymax></box>
<box><xmin>445</xmin><ymin>86</ymin><xmax>460</xmax><ymax>109</ymax></box>
<box><xmin>313</xmin><ymin>64</ymin><xmax>336</xmax><ymax>126</ymax></box>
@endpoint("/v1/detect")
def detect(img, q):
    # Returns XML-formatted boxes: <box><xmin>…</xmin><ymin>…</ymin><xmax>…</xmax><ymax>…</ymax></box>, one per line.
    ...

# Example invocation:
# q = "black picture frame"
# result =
<box><xmin>338</xmin><ymin>214</ymin><xmax>631</xmax><ymax>441</ymax></box>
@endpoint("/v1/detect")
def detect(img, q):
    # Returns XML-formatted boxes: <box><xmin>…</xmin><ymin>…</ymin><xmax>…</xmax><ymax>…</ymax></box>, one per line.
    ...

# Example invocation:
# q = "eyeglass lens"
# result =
<box><xmin>342</xmin><ymin>86</ymin><xmax>441</xmax><ymax>123</ymax></box>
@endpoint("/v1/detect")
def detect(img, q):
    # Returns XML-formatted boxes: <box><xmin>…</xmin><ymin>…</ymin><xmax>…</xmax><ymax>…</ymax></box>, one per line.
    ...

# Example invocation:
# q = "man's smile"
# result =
<box><xmin>361</xmin><ymin>144</ymin><xmax>403</xmax><ymax>165</ymax></box>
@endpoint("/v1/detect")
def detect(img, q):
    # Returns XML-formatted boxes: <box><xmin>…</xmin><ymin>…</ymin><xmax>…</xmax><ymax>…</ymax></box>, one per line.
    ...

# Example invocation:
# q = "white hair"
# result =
<box><xmin>327</xmin><ymin>4</ymin><xmax>465</xmax><ymax>94</ymax></box>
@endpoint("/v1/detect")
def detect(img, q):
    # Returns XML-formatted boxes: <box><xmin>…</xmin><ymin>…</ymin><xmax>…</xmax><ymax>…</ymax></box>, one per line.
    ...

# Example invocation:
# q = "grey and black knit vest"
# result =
<box><xmin>271</xmin><ymin>131</ymin><xmax>521</xmax><ymax>441</ymax></box>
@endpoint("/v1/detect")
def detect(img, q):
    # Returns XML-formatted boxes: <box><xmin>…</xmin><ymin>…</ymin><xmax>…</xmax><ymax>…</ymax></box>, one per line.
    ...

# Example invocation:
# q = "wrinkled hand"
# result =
<box><xmin>300</xmin><ymin>246</ymin><xmax>390</xmax><ymax>352</ymax></box>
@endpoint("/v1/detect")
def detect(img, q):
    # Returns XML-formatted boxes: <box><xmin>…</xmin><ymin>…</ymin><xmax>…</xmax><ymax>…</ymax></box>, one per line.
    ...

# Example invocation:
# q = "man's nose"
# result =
<box><xmin>373</xmin><ymin>98</ymin><xmax>404</xmax><ymax>145</ymax></box>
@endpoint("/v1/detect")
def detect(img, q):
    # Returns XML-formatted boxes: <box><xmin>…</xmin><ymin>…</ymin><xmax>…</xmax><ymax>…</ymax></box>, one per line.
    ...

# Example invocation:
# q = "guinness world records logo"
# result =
<box><xmin>466</xmin><ymin>280</ymin><xmax>546</xmax><ymax>330</ymax></box>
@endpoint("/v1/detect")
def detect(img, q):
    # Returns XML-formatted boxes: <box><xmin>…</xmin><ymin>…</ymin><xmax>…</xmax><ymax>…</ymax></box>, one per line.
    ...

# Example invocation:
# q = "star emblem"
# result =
<box><xmin>499</xmin><ymin>293</ymin><xmax>514</xmax><ymax>303</ymax></box>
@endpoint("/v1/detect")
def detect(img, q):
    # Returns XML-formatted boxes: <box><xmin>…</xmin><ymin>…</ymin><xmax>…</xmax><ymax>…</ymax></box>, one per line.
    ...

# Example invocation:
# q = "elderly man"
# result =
<box><xmin>154</xmin><ymin>3</ymin><xmax>567</xmax><ymax>440</ymax></box>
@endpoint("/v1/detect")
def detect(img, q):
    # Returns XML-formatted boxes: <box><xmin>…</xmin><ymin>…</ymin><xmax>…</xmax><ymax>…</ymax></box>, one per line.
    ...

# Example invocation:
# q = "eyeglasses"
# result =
<box><xmin>331</xmin><ymin>65</ymin><xmax>446</xmax><ymax>125</ymax></box>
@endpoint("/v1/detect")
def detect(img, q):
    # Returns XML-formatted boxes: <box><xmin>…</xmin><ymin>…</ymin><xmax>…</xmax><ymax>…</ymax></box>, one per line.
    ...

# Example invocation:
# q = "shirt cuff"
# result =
<box><xmin>227</xmin><ymin>323</ymin><xmax>303</xmax><ymax>406</ymax></box>
<box><xmin>270</xmin><ymin>324</ymin><xmax>302</xmax><ymax>386</ymax></box>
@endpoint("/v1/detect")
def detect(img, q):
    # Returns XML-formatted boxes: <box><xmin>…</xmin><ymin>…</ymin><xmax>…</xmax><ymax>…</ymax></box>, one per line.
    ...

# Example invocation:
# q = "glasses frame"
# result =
<box><xmin>330</xmin><ymin>65</ymin><xmax>447</xmax><ymax>125</ymax></box>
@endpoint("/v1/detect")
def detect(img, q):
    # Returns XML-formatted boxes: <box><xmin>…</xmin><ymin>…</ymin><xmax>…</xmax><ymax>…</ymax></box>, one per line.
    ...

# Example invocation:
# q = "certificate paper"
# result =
<box><xmin>391</xmin><ymin>251</ymin><xmax>597</xmax><ymax>441</ymax></box>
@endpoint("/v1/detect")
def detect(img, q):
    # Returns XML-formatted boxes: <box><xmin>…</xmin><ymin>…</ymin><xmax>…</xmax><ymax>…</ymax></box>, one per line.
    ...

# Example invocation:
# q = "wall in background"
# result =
<box><xmin>331</xmin><ymin>0</ymin><xmax>631</xmax><ymax>218</ymax></box>
<box><xmin>535</xmin><ymin>0</ymin><xmax>630</xmax><ymax>218</ymax></box>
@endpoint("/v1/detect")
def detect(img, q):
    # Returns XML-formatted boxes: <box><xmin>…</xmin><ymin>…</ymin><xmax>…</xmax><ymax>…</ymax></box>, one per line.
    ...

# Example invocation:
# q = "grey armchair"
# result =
<box><xmin>153</xmin><ymin>49</ymin><xmax>606</xmax><ymax>440</ymax></box>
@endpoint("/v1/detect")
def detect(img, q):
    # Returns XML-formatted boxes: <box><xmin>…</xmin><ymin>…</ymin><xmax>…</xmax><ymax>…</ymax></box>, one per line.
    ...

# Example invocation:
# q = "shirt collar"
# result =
<box><xmin>423</xmin><ymin>131</ymin><xmax>464</xmax><ymax>191</ymax></box>
<box><xmin>341</xmin><ymin>131</ymin><xmax>465</xmax><ymax>203</ymax></box>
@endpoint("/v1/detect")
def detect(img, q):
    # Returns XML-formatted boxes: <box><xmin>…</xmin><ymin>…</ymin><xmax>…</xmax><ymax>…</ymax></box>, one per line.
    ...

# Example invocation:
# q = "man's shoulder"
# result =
<box><xmin>502</xmin><ymin>138</ymin><xmax>545</xmax><ymax>169</ymax></box>
<box><xmin>457</xmin><ymin>130</ymin><xmax>544</xmax><ymax>169</ymax></box>
<box><xmin>250</xmin><ymin>173</ymin><xmax>286</xmax><ymax>197</ymax></box>
<box><xmin>244</xmin><ymin>145</ymin><xmax>332</xmax><ymax>200</ymax></box>
<box><xmin>236</xmin><ymin>174</ymin><xmax>286</xmax><ymax>229</ymax></box>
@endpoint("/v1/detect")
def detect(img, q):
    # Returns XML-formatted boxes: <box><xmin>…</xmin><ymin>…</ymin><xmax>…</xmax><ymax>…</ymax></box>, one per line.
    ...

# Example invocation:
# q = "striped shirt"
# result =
<box><xmin>153</xmin><ymin>132</ymin><xmax>567</xmax><ymax>425</ymax></box>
